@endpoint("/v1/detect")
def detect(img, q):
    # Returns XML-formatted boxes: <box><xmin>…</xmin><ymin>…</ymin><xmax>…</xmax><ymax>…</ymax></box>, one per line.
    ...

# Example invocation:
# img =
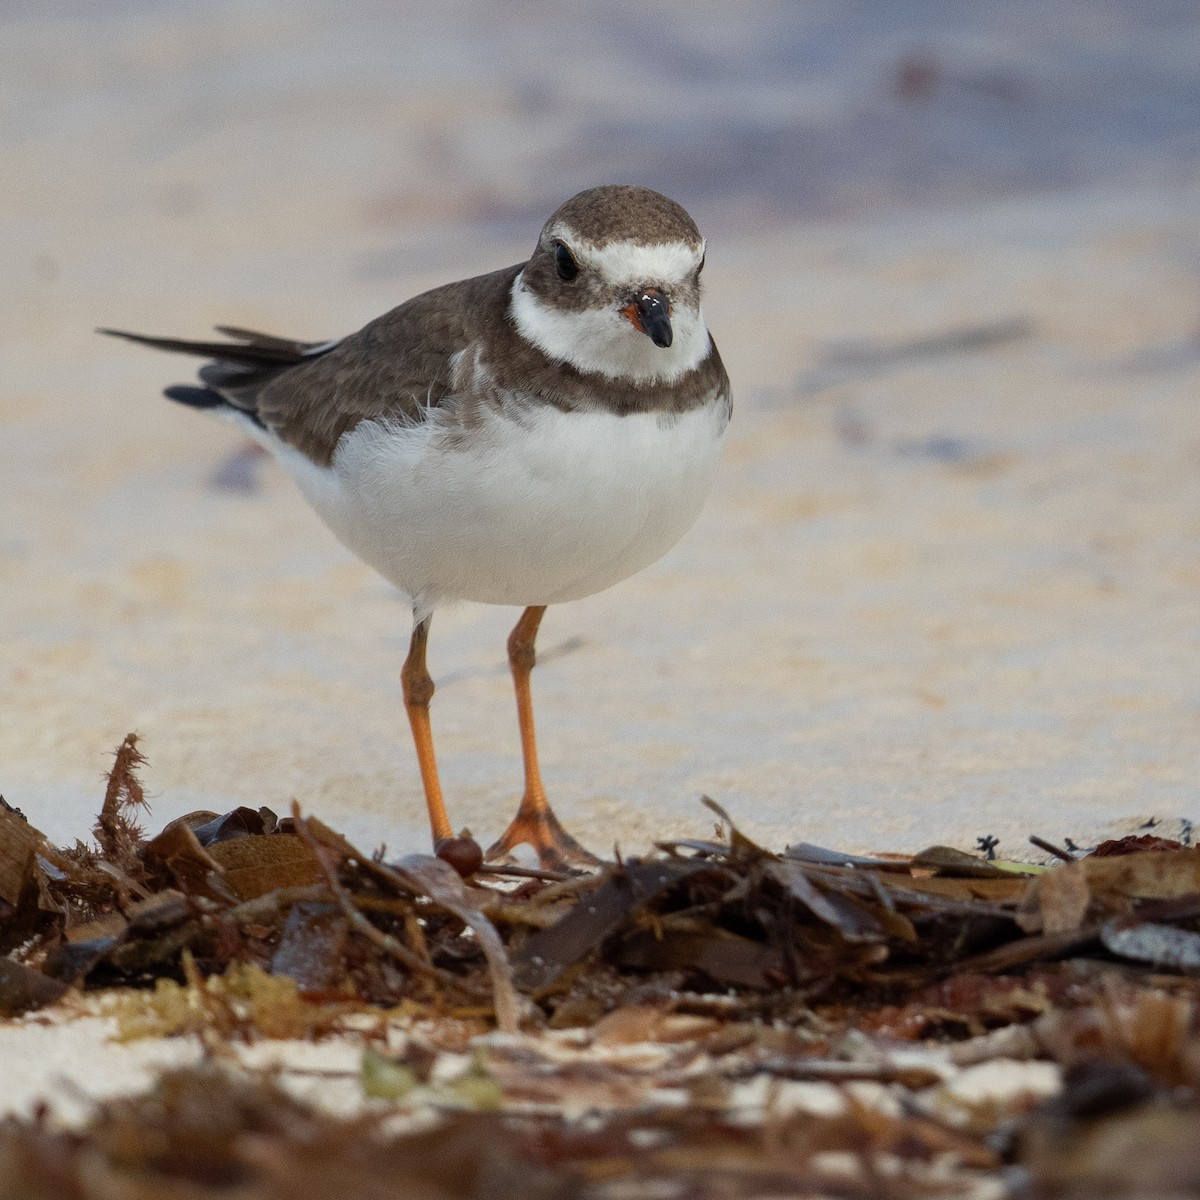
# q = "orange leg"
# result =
<box><xmin>401</xmin><ymin>615</ymin><xmax>453</xmax><ymax>846</ymax></box>
<box><xmin>486</xmin><ymin>606</ymin><xmax>599</xmax><ymax>870</ymax></box>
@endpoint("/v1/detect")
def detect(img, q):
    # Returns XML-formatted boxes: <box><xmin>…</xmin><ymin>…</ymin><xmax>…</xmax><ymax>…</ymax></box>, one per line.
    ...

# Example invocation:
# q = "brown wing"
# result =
<box><xmin>103</xmin><ymin>264</ymin><xmax>523</xmax><ymax>467</ymax></box>
<box><xmin>253</xmin><ymin>265</ymin><xmax>521</xmax><ymax>465</ymax></box>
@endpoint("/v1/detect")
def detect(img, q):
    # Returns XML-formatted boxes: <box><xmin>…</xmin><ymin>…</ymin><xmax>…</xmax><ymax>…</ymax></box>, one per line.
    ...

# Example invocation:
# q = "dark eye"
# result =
<box><xmin>554</xmin><ymin>242</ymin><xmax>579</xmax><ymax>281</ymax></box>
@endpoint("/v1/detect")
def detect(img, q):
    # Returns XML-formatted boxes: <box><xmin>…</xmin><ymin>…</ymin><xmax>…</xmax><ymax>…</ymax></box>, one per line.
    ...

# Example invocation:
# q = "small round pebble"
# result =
<box><xmin>435</xmin><ymin>835</ymin><xmax>484</xmax><ymax>877</ymax></box>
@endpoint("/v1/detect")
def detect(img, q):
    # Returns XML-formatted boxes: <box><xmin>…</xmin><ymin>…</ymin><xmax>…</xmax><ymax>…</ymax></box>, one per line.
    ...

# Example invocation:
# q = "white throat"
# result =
<box><xmin>509</xmin><ymin>275</ymin><xmax>711</xmax><ymax>384</ymax></box>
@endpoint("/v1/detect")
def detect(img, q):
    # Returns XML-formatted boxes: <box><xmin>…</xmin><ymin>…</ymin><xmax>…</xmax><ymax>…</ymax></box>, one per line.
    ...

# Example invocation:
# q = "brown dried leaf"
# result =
<box><xmin>889</xmin><ymin>874</ymin><xmax>1027</xmax><ymax>905</ymax></box>
<box><xmin>590</xmin><ymin>1003</ymin><xmax>669</xmax><ymax>1045</ymax></box>
<box><xmin>614</xmin><ymin>928</ymin><xmax>785</xmax><ymax>989</ymax></box>
<box><xmin>107</xmin><ymin>892</ymin><xmax>203</xmax><ymax>975</ymax></box>
<box><xmin>65</xmin><ymin>911</ymin><xmax>128</xmax><ymax>944</ymax></box>
<box><xmin>768</xmin><ymin>861</ymin><xmax>914</xmax><ymax>942</ymax></box>
<box><xmin>701</xmin><ymin>795</ymin><xmax>773</xmax><ymax>859</ymax></box>
<box><xmin>1017</xmin><ymin>1093</ymin><xmax>1200</xmax><ymax>1199</ymax></box>
<box><xmin>1019</xmin><ymin>848</ymin><xmax>1200</xmax><ymax>935</ymax></box>
<box><xmin>207</xmin><ymin>834</ymin><xmax>322</xmax><ymax>901</ymax></box>
<box><xmin>512</xmin><ymin>860</ymin><xmax>709</xmax><ymax>994</ymax></box>
<box><xmin>956</xmin><ymin>927</ymin><xmax>1098</xmax><ymax>974</ymax></box>
<box><xmin>295</xmin><ymin>813</ymin><xmax>519</xmax><ymax>1032</ymax></box>
<box><xmin>270</xmin><ymin>901</ymin><xmax>350</xmax><ymax>990</ymax></box>
<box><xmin>0</xmin><ymin>959</ymin><xmax>67</xmax><ymax>1016</ymax></box>
<box><xmin>1089</xmin><ymin>834</ymin><xmax>1186</xmax><ymax>857</ymax></box>
<box><xmin>1079</xmin><ymin>847</ymin><xmax>1200</xmax><ymax>898</ymax></box>
<box><xmin>767</xmin><ymin>860</ymin><xmax>853</xmax><ymax>928</ymax></box>
<box><xmin>0</xmin><ymin>806</ymin><xmax>41</xmax><ymax>906</ymax></box>
<box><xmin>382</xmin><ymin>853</ymin><xmax>520</xmax><ymax>1034</ymax></box>
<box><xmin>142</xmin><ymin>816</ymin><xmax>235</xmax><ymax>902</ymax></box>
<box><xmin>1022</xmin><ymin>858</ymin><xmax>1093</xmax><ymax>934</ymax></box>
<box><xmin>912</xmin><ymin>845</ymin><xmax>1021</xmax><ymax>878</ymax></box>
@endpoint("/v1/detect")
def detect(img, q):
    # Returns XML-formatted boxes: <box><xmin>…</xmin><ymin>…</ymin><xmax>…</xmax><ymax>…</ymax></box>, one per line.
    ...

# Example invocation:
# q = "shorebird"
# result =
<box><xmin>103</xmin><ymin>185</ymin><xmax>732</xmax><ymax>870</ymax></box>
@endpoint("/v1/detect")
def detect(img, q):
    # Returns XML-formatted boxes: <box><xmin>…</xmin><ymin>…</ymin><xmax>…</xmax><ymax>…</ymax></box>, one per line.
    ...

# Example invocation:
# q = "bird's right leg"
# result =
<box><xmin>401</xmin><ymin>613</ymin><xmax>453</xmax><ymax>845</ymax></box>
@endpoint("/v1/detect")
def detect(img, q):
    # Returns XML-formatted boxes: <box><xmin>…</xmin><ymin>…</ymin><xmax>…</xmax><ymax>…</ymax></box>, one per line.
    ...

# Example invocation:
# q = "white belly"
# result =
<box><xmin>272</xmin><ymin>397</ymin><xmax>728</xmax><ymax>614</ymax></box>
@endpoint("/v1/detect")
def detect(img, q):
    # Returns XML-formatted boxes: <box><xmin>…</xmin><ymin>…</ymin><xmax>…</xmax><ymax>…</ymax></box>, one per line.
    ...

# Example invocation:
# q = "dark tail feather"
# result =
<box><xmin>98</xmin><ymin>327</ymin><xmax>311</xmax><ymax>366</ymax></box>
<box><xmin>213</xmin><ymin>325</ymin><xmax>317</xmax><ymax>355</ymax></box>
<box><xmin>101</xmin><ymin>324</ymin><xmax>333</xmax><ymax>432</ymax></box>
<box><xmin>163</xmin><ymin>384</ymin><xmax>267</xmax><ymax>428</ymax></box>
<box><xmin>163</xmin><ymin>384</ymin><xmax>228</xmax><ymax>409</ymax></box>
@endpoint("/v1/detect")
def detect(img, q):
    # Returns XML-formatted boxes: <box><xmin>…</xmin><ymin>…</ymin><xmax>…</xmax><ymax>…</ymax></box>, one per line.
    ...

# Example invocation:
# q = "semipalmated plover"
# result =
<box><xmin>103</xmin><ymin>184</ymin><xmax>732</xmax><ymax>869</ymax></box>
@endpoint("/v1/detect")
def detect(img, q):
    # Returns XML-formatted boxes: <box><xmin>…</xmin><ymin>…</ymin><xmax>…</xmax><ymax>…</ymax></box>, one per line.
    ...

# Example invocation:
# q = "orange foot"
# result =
<box><xmin>486</xmin><ymin>801</ymin><xmax>601</xmax><ymax>871</ymax></box>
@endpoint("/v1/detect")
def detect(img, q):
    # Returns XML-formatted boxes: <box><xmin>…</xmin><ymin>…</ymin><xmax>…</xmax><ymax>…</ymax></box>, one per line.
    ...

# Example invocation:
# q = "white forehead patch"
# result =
<box><xmin>548</xmin><ymin>228</ymin><xmax>704</xmax><ymax>288</ymax></box>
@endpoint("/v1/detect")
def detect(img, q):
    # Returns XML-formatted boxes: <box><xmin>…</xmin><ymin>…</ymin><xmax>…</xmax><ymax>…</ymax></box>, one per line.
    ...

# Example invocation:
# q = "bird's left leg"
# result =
<box><xmin>486</xmin><ymin>605</ymin><xmax>600</xmax><ymax>870</ymax></box>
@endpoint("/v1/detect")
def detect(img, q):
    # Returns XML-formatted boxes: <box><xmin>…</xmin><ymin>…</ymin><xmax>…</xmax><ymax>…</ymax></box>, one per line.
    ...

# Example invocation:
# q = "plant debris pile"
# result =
<box><xmin>5</xmin><ymin>740</ymin><xmax>1200</xmax><ymax>1027</ymax></box>
<box><xmin>6</xmin><ymin>737</ymin><xmax>1200</xmax><ymax>1195</ymax></box>
<box><xmin>3</xmin><ymin>1039</ymin><xmax>1200</xmax><ymax>1197</ymax></box>
<box><xmin>0</xmin><ymin>1060</ymin><xmax>1000</xmax><ymax>1200</ymax></box>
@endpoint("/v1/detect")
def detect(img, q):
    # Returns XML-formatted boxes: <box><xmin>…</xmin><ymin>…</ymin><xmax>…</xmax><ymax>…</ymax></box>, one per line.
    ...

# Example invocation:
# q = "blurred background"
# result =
<box><xmin>2</xmin><ymin>0</ymin><xmax>1199</xmax><ymax>857</ymax></box>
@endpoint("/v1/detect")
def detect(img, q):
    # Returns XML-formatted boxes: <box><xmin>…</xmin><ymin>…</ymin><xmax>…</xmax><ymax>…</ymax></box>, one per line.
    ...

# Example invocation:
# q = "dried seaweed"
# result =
<box><xmin>13</xmin><ymin>1044</ymin><xmax>1200</xmax><ymax>1199</ymax></box>
<box><xmin>8</xmin><ymin>736</ymin><xmax>1200</xmax><ymax>1194</ymax></box>
<box><xmin>0</xmin><ymin>1061</ymin><xmax>1003</xmax><ymax>1199</ymax></box>
<box><xmin>0</xmin><ymin>806</ymin><xmax>40</xmax><ymax>909</ymax></box>
<box><xmin>92</xmin><ymin>732</ymin><xmax>150</xmax><ymax>872</ymax></box>
<box><xmin>9</xmin><ymin>735</ymin><xmax>1200</xmax><ymax>1030</ymax></box>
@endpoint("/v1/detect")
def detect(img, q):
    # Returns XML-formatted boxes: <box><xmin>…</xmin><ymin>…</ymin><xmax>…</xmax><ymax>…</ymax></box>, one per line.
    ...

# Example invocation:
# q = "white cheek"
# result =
<box><xmin>509</xmin><ymin>276</ymin><xmax>711</xmax><ymax>384</ymax></box>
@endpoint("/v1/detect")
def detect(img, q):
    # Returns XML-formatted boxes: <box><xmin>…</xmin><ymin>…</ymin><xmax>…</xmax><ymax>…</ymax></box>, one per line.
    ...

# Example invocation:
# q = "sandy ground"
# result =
<box><xmin>1</xmin><ymin>0</ymin><xmax>1199</xmax><ymax>1140</ymax></box>
<box><xmin>3</xmin><ymin>0</ymin><xmax>1199</xmax><ymax>869</ymax></box>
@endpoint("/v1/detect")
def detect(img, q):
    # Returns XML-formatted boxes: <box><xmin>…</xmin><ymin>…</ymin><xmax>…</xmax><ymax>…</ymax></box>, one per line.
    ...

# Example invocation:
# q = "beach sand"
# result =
<box><xmin>1</xmin><ymin>0</ymin><xmax>1198</xmax><ymax>1118</ymax></box>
